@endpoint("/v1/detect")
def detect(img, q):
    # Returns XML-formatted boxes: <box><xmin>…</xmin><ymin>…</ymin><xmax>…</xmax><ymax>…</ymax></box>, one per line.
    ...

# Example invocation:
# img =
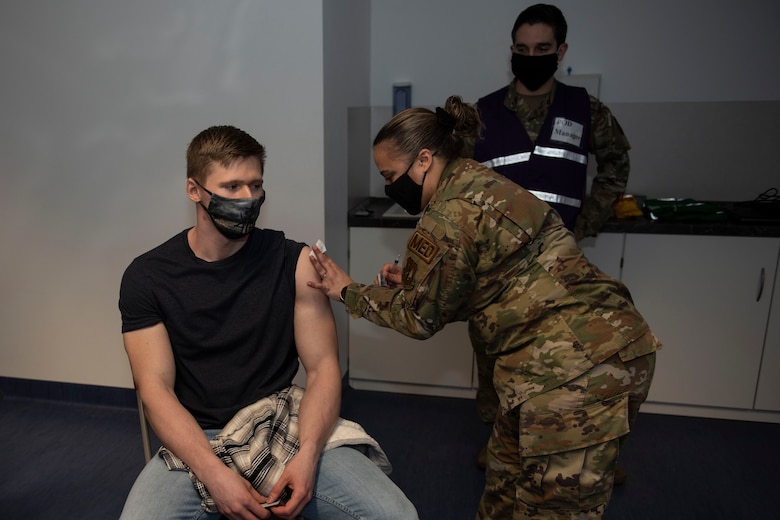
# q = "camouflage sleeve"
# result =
<box><xmin>574</xmin><ymin>97</ymin><xmax>631</xmax><ymax>239</ymax></box>
<box><xmin>343</xmin><ymin>205</ymin><xmax>478</xmax><ymax>339</ymax></box>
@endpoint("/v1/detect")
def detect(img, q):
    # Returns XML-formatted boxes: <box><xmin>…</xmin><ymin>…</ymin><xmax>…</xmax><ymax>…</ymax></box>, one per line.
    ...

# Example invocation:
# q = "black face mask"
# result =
<box><xmin>385</xmin><ymin>160</ymin><xmax>426</xmax><ymax>216</ymax></box>
<box><xmin>195</xmin><ymin>180</ymin><xmax>264</xmax><ymax>239</ymax></box>
<box><xmin>511</xmin><ymin>52</ymin><xmax>559</xmax><ymax>92</ymax></box>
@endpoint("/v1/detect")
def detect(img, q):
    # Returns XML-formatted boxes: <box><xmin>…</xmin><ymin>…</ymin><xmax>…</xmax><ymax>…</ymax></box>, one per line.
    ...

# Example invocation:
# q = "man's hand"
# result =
<box><xmin>202</xmin><ymin>465</ymin><xmax>275</xmax><ymax>519</ymax></box>
<box><xmin>262</xmin><ymin>452</ymin><xmax>317</xmax><ymax>519</ymax></box>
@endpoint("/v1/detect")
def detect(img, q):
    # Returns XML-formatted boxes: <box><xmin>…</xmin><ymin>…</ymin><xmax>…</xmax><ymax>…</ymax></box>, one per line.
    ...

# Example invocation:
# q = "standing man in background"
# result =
<box><xmin>472</xmin><ymin>4</ymin><xmax>632</xmax><ymax>479</ymax></box>
<box><xmin>474</xmin><ymin>3</ymin><xmax>630</xmax><ymax>241</ymax></box>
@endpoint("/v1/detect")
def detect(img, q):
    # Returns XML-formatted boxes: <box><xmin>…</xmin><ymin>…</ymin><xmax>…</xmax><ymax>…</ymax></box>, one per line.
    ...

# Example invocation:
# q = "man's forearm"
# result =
<box><xmin>295</xmin><ymin>363</ymin><xmax>341</xmax><ymax>461</ymax></box>
<box><xmin>139</xmin><ymin>386</ymin><xmax>225</xmax><ymax>478</ymax></box>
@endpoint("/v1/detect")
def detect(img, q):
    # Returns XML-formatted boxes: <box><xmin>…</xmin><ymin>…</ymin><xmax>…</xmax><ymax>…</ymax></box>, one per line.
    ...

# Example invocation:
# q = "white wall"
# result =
<box><xmin>370</xmin><ymin>0</ymin><xmax>780</xmax><ymax>105</ymax></box>
<box><xmin>0</xmin><ymin>1</ymin><xmax>327</xmax><ymax>388</ymax></box>
<box><xmin>323</xmin><ymin>0</ymin><xmax>372</xmax><ymax>373</ymax></box>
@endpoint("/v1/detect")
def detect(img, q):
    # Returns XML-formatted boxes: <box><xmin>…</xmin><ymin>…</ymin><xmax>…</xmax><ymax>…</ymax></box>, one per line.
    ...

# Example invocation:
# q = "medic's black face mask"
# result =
<box><xmin>384</xmin><ymin>160</ymin><xmax>425</xmax><ymax>216</ymax></box>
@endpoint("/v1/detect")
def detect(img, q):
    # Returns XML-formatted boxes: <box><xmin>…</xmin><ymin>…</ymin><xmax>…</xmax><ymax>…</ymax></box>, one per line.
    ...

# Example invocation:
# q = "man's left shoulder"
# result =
<box><xmin>252</xmin><ymin>227</ymin><xmax>292</xmax><ymax>245</ymax></box>
<box><xmin>251</xmin><ymin>228</ymin><xmax>305</xmax><ymax>256</ymax></box>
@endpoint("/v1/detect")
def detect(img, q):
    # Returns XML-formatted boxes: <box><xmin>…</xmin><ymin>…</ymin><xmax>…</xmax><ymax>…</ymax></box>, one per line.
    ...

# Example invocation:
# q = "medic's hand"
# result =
<box><xmin>307</xmin><ymin>244</ymin><xmax>353</xmax><ymax>302</ymax></box>
<box><xmin>378</xmin><ymin>263</ymin><xmax>403</xmax><ymax>289</ymax></box>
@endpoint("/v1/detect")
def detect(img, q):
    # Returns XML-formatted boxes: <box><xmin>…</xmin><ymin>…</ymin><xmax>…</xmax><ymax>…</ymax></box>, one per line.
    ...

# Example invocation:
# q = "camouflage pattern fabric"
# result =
<box><xmin>479</xmin><ymin>349</ymin><xmax>656</xmax><ymax>519</ymax></box>
<box><xmin>342</xmin><ymin>158</ymin><xmax>660</xmax><ymax>516</ymax></box>
<box><xmin>475</xmin><ymin>346</ymin><xmax>500</xmax><ymax>423</ymax></box>
<box><xmin>504</xmin><ymin>80</ymin><xmax>631</xmax><ymax>240</ymax></box>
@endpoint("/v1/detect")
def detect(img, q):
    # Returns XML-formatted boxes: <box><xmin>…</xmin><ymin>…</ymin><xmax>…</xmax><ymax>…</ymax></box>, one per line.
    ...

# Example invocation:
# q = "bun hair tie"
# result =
<box><xmin>435</xmin><ymin>107</ymin><xmax>456</xmax><ymax>133</ymax></box>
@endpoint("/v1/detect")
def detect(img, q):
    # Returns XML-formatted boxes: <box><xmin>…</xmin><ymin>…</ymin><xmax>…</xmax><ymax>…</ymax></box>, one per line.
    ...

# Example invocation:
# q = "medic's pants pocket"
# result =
<box><xmin>519</xmin><ymin>392</ymin><xmax>630</xmax><ymax>457</ymax></box>
<box><xmin>516</xmin><ymin>392</ymin><xmax>630</xmax><ymax>512</ymax></box>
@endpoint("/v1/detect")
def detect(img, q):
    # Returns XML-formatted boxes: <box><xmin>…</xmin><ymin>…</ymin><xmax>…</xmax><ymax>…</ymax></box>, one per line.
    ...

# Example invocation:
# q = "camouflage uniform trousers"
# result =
<box><xmin>477</xmin><ymin>351</ymin><xmax>656</xmax><ymax>520</ymax></box>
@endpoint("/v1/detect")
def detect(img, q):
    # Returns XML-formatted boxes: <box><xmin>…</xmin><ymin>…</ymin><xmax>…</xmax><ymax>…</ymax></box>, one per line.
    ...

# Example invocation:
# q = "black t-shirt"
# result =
<box><xmin>119</xmin><ymin>228</ymin><xmax>304</xmax><ymax>428</ymax></box>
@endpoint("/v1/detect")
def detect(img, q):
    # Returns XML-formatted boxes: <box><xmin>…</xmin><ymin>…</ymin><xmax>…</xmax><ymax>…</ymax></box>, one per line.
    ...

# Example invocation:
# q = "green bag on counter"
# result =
<box><xmin>644</xmin><ymin>198</ymin><xmax>727</xmax><ymax>221</ymax></box>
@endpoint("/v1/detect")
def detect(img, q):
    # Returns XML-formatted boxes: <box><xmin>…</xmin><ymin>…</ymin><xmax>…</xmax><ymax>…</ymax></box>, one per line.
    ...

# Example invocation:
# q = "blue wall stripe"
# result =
<box><xmin>0</xmin><ymin>377</ymin><xmax>137</xmax><ymax>408</ymax></box>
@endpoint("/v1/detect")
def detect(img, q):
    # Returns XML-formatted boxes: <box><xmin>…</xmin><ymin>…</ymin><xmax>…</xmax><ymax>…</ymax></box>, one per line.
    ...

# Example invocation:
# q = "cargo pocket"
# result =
<box><xmin>516</xmin><ymin>393</ymin><xmax>630</xmax><ymax>511</ymax></box>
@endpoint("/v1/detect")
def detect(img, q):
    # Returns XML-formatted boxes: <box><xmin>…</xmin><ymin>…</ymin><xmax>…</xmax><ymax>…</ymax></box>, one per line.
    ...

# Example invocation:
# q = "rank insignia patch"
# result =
<box><xmin>402</xmin><ymin>257</ymin><xmax>418</xmax><ymax>288</ymax></box>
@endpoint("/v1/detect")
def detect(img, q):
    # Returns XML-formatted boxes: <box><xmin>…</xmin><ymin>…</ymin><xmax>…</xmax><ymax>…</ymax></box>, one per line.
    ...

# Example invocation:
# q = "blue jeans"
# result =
<box><xmin>120</xmin><ymin>431</ymin><xmax>418</xmax><ymax>519</ymax></box>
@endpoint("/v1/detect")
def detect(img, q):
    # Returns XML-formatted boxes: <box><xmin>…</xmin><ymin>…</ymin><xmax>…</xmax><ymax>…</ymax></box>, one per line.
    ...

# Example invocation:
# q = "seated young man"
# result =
<box><xmin>118</xmin><ymin>124</ymin><xmax>418</xmax><ymax>520</ymax></box>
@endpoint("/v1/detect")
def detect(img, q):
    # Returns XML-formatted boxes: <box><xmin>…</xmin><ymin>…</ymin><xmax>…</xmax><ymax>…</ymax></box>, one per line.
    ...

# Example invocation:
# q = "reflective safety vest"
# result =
<box><xmin>474</xmin><ymin>82</ymin><xmax>591</xmax><ymax>230</ymax></box>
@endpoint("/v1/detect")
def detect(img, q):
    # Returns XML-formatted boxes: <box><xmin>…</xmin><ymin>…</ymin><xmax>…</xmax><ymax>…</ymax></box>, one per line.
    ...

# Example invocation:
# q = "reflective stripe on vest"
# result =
<box><xmin>481</xmin><ymin>145</ymin><xmax>587</xmax><ymax>169</ymax></box>
<box><xmin>534</xmin><ymin>146</ymin><xmax>588</xmax><ymax>165</ymax></box>
<box><xmin>528</xmin><ymin>190</ymin><xmax>582</xmax><ymax>208</ymax></box>
<box><xmin>481</xmin><ymin>152</ymin><xmax>531</xmax><ymax>169</ymax></box>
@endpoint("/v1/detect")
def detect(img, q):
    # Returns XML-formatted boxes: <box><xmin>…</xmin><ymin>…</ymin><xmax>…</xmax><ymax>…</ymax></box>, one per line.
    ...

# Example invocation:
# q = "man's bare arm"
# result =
<box><xmin>124</xmin><ymin>324</ymin><xmax>271</xmax><ymax>518</ymax></box>
<box><xmin>266</xmin><ymin>246</ymin><xmax>342</xmax><ymax>517</ymax></box>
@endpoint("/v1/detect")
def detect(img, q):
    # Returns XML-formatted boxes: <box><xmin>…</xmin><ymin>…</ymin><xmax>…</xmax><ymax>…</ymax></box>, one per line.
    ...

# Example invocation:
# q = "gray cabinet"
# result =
<box><xmin>620</xmin><ymin>234</ymin><xmax>780</xmax><ymax>414</ymax></box>
<box><xmin>348</xmin><ymin>224</ymin><xmax>780</xmax><ymax>421</ymax></box>
<box><xmin>755</xmin><ymin>249</ymin><xmax>780</xmax><ymax>411</ymax></box>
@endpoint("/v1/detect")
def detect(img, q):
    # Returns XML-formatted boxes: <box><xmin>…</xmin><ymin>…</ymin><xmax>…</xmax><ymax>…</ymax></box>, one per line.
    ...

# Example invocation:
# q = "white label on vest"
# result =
<box><xmin>551</xmin><ymin>117</ymin><xmax>583</xmax><ymax>147</ymax></box>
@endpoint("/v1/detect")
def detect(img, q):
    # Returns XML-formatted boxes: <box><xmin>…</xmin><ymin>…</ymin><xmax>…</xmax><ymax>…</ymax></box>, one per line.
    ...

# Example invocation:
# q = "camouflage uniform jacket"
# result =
<box><xmin>507</xmin><ymin>80</ymin><xmax>631</xmax><ymax>238</ymax></box>
<box><xmin>343</xmin><ymin>158</ymin><xmax>659</xmax><ymax>413</ymax></box>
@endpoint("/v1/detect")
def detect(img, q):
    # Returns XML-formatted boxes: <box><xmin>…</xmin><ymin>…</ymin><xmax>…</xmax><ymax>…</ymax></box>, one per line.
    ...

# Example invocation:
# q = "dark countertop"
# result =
<box><xmin>348</xmin><ymin>197</ymin><xmax>780</xmax><ymax>238</ymax></box>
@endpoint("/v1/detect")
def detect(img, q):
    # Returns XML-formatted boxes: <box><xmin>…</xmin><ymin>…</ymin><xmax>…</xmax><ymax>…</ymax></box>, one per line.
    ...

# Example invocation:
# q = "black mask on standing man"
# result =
<box><xmin>511</xmin><ymin>51</ymin><xmax>559</xmax><ymax>92</ymax></box>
